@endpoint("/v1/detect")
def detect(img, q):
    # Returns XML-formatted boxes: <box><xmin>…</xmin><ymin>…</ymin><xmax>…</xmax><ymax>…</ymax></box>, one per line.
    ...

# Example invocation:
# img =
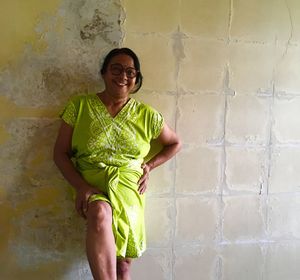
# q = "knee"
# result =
<box><xmin>87</xmin><ymin>202</ymin><xmax>112</xmax><ymax>231</ymax></box>
<box><xmin>117</xmin><ymin>259</ymin><xmax>131</xmax><ymax>277</ymax></box>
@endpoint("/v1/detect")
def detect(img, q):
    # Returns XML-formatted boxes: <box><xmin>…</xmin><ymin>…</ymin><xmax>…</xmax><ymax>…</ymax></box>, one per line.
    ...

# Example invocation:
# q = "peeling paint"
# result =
<box><xmin>80</xmin><ymin>9</ymin><xmax>115</xmax><ymax>42</ymax></box>
<box><xmin>0</xmin><ymin>0</ymin><xmax>123</xmax><ymax>107</ymax></box>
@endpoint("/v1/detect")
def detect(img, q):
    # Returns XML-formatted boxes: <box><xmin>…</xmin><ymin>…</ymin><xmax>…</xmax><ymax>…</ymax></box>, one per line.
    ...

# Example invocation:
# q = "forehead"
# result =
<box><xmin>109</xmin><ymin>54</ymin><xmax>134</xmax><ymax>67</ymax></box>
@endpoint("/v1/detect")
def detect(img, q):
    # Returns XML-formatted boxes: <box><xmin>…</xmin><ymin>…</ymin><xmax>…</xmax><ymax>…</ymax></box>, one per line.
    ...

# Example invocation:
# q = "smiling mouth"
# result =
<box><xmin>115</xmin><ymin>81</ymin><xmax>127</xmax><ymax>87</ymax></box>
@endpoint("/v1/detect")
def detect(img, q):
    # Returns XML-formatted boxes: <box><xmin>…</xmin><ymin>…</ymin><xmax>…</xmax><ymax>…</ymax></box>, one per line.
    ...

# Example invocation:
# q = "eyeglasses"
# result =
<box><xmin>110</xmin><ymin>63</ymin><xmax>138</xmax><ymax>79</ymax></box>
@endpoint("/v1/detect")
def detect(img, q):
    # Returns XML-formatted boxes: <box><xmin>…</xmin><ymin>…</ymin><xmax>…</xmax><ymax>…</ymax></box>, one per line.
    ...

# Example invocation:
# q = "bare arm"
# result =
<box><xmin>53</xmin><ymin>121</ymin><xmax>102</xmax><ymax>218</ymax></box>
<box><xmin>138</xmin><ymin>123</ymin><xmax>181</xmax><ymax>194</ymax></box>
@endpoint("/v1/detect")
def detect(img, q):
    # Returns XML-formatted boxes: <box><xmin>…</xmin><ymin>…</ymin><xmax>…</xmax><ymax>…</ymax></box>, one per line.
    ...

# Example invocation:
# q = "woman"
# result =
<box><xmin>53</xmin><ymin>48</ymin><xmax>181</xmax><ymax>280</ymax></box>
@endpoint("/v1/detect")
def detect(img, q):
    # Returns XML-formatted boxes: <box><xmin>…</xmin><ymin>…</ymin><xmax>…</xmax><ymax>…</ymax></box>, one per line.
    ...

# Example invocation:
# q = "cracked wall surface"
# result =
<box><xmin>1</xmin><ymin>0</ymin><xmax>300</xmax><ymax>279</ymax></box>
<box><xmin>123</xmin><ymin>0</ymin><xmax>300</xmax><ymax>280</ymax></box>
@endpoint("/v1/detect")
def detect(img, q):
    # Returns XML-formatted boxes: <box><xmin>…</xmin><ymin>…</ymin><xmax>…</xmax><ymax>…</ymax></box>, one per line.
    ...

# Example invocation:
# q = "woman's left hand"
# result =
<box><xmin>138</xmin><ymin>164</ymin><xmax>150</xmax><ymax>194</ymax></box>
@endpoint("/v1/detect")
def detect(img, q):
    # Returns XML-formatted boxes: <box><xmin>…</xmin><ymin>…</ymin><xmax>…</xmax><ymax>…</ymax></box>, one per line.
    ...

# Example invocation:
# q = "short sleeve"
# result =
<box><xmin>151</xmin><ymin>110</ymin><xmax>164</xmax><ymax>139</ymax></box>
<box><xmin>59</xmin><ymin>99</ymin><xmax>77</xmax><ymax>127</ymax></box>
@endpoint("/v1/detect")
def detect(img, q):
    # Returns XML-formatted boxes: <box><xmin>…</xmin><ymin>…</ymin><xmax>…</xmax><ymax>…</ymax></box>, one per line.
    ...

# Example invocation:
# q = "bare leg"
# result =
<box><xmin>86</xmin><ymin>201</ymin><xmax>117</xmax><ymax>280</ymax></box>
<box><xmin>117</xmin><ymin>258</ymin><xmax>132</xmax><ymax>280</ymax></box>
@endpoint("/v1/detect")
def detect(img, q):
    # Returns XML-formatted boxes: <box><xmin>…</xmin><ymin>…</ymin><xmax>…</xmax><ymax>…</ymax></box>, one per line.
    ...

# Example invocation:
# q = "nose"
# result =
<box><xmin>119</xmin><ymin>70</ymin><xmax>128</xmax><ymax>80</ymax></box>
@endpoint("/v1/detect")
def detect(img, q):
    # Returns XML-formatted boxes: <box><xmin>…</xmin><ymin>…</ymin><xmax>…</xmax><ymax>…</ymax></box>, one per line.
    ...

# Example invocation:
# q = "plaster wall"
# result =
<box><xmin>123</xmin><ymin>1</ymin><xmax>300</xmax><ymax>279</ymax></box>
<box><xmin>1</xmin><ymin>1</ymin><xmax>300</xmax><ymax>280</ymax></box>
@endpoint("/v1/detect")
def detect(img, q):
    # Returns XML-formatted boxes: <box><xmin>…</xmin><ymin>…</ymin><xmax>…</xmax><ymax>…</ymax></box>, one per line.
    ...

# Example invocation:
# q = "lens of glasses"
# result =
<box><xmin>125</xmin><ymin>68</ymin><xmax>137</xmax><ymax>78</ymax></box>
<box><xmin>110</xmin><ymin>64</ymin><xmax>137</xmax><ymax>78</ymax></box>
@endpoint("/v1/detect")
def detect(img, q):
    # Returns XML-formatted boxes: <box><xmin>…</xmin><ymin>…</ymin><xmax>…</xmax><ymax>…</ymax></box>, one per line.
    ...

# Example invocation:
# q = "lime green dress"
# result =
<box><xmin>60</xmin><ymin>94</ymin><xmax>164</xmax><ymax>258</ymax></box>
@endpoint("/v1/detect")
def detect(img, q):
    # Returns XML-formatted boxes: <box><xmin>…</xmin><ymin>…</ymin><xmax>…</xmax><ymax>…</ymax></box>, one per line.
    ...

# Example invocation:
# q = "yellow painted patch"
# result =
<box><xmin>0</xmin><ymin>96</ymin><xmax>59</xmax><ymax>119</ymax></box>
<box><xmin>7</xmin><ymin>260</ymin><xmax>68</xmax><ymax>280</ymax></box>
<box><xmin>14</xmin><ymin>186</ymin><xmax>65</xmax><ymax>217</ymax></box>
<box><xmin>34</xmin><ymin>186</ymin><xmax>64</xmax><ymax>206</ymax></box>
<box><xmin>27</xmin><ymin>152</ymin><xmax>46</xmax><ymax>167</ymax></box>
<box><xmin>0</xmin><ymin>125</ymin><xmax>10</xmax><ymax>145</ymax></box>
<box><xmin>0</xmin><ymin>187</ymin><xmax>7</xmax><ymax>200</ymax></box>
<box><xmin>0</xmin><ymin>0</ymin><xmax>62</xmax><ymax>68</ymax></box>
<box><xmin>0</xmin><ymin>203</ymin><xmax>14</xmax><ymax>252</ymax></box>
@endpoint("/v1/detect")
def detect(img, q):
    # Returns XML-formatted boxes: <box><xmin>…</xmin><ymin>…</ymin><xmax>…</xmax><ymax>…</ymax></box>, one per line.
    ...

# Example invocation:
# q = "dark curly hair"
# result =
<box><xmin>100</xmin><ymin>48</ymin><xmax>143</xmax><ymax>93</ymax></box>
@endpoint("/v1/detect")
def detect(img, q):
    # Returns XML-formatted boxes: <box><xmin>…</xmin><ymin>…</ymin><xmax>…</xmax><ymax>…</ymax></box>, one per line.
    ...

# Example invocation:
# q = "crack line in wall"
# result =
<box><xmin>227</xmin><ymin>0</ymin><xmax>234</xmax><ymax>43</ymax></box>
<box><xmin>215</xmin><ymin>64</ymin><xmax>233</xmax><ymax>280</ymax></box>
<box><xmin>118</xmin><ymin>0</ymin><xmax>126</xmax><ymax>46</ymax></box>
<box><xmin>171</xmin><ymin>20</ymin><xmax>186</xmax><ymax>280</ymax></box>
<box><xmin>260</xmin><ymin>81</ymin><xmax>277</xmax><ymax>279</ymax></box>
<box><xmin>282</xmin><ymin>0</ymin><xmax>294</xmax><ymax>59</ymax></box>
<box><xmin>265</xmin><ymin>83</ymin><xmax>276</xmax><ymax>196</ymax></box>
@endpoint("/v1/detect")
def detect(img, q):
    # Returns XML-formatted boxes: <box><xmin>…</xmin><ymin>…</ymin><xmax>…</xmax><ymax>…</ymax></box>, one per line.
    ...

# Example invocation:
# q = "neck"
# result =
<box><xmin>101</xmin><ymin>90</ymin><xmax>129</xmax><ymax>104</ymax></box>
<box><xmin>98</xmin><ymin>91</ymin><xmax>130</xmax><ymax>107</ymax></box>
<box><xmin>97</xmin><ymin>91</ymin><xmax>130</xmax><ymax>118</ymax></box>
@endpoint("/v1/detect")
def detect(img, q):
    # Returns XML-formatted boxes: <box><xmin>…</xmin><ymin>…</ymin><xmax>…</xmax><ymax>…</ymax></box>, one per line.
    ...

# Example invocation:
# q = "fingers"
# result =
<box><xmin>82</xmin><ymin>199</ymin><xmax>88</xmax><ymax>218</ymax></box>
<box><xmin>138</xmin><ymin>173</ymin><xmax>147</xmax><ymax>185</ymax></box>
<box><xmin>138</xmin><ymin>164</ymin><xmax>151</xmax><ymax>194</ymax></box>
<box><xmin>138</xmin><ymin>164</ymin><xmax>150</xmax><ymax>184</ymax></box>
<box><xmin>75</xmin><ymin>187</ymin><xmax>104</xmax><ymax>219</ymax></box>
<box><xmin>83</xmin><ymin>196</ymin><xmax>88</xmax><ymax>213</ymax></box>
<box><xmin>138</xmin><ymin>168</ymin><xmax>149</xmax><ymax>195</ymax></box>
<box><xmin>75</xmin><ymin>199</ymin><xmax>87</xmax><ymax>219</ymax></box>
<box><xmin>75</xmin><ymin>191</ymin><xmax>92</xmax><ymax>219</ymax></box>
<box><xmin>138</xmin><ymin>183</ymin><xmax>147</xmax><ymax>194</ymax></box>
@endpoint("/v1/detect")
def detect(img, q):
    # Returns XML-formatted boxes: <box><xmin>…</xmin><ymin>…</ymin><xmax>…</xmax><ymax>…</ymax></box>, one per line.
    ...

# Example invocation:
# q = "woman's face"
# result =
<box><xmin>102</xmin><ymin>54</ymin><xmax>137</xmax><ymax>97</ymax></box>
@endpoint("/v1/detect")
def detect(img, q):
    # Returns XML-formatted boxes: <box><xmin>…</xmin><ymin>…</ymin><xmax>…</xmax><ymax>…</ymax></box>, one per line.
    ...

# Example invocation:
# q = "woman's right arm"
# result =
<box><xmin>53</xmin><ymin>121</ymin><xmax>100</xmax><ymax>218</ymax></box>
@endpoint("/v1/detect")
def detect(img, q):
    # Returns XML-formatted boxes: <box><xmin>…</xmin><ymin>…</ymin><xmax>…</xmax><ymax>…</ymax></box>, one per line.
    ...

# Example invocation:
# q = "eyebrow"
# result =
<box><xmin>111</xmin><ymin>63</ymin><xmax>135</xmax><ymax>68</ymax></box>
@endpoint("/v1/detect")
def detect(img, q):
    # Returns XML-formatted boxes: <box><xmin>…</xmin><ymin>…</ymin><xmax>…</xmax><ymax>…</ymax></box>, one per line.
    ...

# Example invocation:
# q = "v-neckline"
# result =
<box><xmin>95</xmin><ymin>93</ymin><xmax>132</xmax><ymax>120</ymax></box>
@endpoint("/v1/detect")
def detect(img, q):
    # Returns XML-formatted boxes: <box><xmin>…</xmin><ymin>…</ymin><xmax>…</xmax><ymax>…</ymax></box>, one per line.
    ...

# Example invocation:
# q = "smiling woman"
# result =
<box><xmin>53</xmin><ymin>48</ymin><xmax>181</xmax><ymax>280</ymax></box>
<box><xmin>100</xmin><ymin>53</ymin><xmax>138</xmax><ymax>110</ymax></box>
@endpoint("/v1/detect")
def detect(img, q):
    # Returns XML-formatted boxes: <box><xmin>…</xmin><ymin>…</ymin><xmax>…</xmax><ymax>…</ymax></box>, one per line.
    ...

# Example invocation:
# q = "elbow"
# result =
<box><xmin>176</xmin><ymin>138</ymin><xmax>182</xmax><ymax>154</ymax></box>
<box><xmin>166</xmin><ymin>136</ymin><xmax>181</xmax><ymax>155</ymax></box>
<box><xmin>53</xmin><ymin>145</ymin><xmax>68</xmax><ymax>168</ymax></box>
